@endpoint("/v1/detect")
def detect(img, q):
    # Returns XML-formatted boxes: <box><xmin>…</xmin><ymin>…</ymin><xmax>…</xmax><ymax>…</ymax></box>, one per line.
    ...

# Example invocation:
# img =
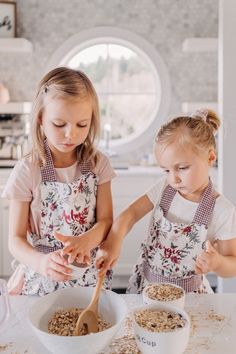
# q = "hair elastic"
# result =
<box><xmin>190</xmin><ymin>109</ymin><xmax>208</xmax><ymax>122</ymax></box>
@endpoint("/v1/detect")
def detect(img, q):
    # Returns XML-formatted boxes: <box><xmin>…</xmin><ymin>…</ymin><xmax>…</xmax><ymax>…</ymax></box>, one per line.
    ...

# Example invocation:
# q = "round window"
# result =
<box><xmin>47</xmin><ymin>27</ymin><xmax>171</xmax><ymax>155</ymax></box>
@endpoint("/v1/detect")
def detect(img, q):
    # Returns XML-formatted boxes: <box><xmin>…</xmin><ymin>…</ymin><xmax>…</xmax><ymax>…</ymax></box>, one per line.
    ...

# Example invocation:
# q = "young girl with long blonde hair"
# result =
<box><xmin>2</xmin><ymin>67</ymin><xmax>115</xmax><ymax>296</ymax></box>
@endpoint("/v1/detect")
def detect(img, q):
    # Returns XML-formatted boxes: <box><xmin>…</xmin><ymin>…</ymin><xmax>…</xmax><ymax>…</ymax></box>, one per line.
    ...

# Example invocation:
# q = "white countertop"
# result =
<box><xmin>0</xmin><ymin>293</ymin><xmax>236</xmax><ymax>354</ymax></box>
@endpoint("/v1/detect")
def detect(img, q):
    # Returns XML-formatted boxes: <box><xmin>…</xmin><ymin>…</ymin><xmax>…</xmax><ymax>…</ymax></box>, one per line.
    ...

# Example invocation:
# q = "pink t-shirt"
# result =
<box><xmin>2</xmin><ymin>150</ymin><xmax>116</xmax><ymax>235</ymax></box>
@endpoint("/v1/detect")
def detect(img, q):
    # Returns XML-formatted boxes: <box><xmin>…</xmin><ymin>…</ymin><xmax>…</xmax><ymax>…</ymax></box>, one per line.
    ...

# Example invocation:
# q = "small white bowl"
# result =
<box><xmin>132</xmin><ymin>303</ymin><xmax>190</xmax><ymax>354</ymax></box>
<box><xmin>142</xmin><ymin>282</ymin><xmax>185</xmax><ymax>309</ymax></box>
<box><xmin>28</xmin><ymin>286</ymin><xmax>127</xmax><ymax>354</ymax></box>
<box><xmin>63</xmin><ymin>255</ymin><xmax>90</xmax><ymax>280</ymax></box>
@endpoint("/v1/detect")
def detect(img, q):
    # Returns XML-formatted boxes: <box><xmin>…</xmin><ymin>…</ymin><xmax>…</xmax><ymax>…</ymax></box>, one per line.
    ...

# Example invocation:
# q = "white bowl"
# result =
<box><xmin>142</xmin><ymin>282</ymin><xmax>185</xmax><ymax>309</ymax></box>
<box><xmin>132</xmin><ymin>303</ymin><xmax>190</xmax><ymax>354</ymax></box>
<box><xmin>28</xmin><ymin>286</ymin><xmax>127</xmax><ymax>354</ymax></box>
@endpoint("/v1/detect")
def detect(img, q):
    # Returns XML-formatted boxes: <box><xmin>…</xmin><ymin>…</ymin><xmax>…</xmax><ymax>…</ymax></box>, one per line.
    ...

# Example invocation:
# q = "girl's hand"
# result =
<box><xmin>38</xmin><ymin>250</ymin><xmax>72</xmax><ymax>281</ymax></box>
<box><xmin>195</xmin><ymin>240</ymin><xmax>221</xmax><ymax>274</ymax></box>
<box><xmin>54</xmin><ymin>231</ymin><xmax>92</xmax><ymax>265</ymax></box>
<box><xmin>95</xmin><ymin>239</ymin><xmax>122</xmax><ymax>276</ymax></box>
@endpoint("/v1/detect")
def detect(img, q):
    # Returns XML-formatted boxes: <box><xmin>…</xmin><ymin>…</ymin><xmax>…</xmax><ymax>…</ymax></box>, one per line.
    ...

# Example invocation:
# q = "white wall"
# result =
<box><xmin>218</xmin><ymin>0</ymin><xmax>236</xmax><ymax>292</ymax></box>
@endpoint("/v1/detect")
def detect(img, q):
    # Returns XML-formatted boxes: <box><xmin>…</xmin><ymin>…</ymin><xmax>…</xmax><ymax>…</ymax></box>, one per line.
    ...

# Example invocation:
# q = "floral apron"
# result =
<box><xmin>8</xmin><ymin>142</ymin><xmax>112</xmax><ymax>296</ymax></box>
<box><xmin>127</xmin><ymin>180</ymin><xmax>216</xmax><ymax>294</ymax></box>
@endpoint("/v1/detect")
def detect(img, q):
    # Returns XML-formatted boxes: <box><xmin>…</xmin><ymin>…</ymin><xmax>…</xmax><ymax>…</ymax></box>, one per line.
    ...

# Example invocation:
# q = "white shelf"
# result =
<box><xmin>0</xmin><ymin>38</ymin><xmax>33</xmax><ymax>53</ymax></box>
<box><xmin>0</xmin><ymin>102</ymin><xmax>32</xmax><ymax>114</ymax></box>
<box><xmin>182</xmin><ymin>38</ymin><xmax>218</xmax><ymax>52</ymax></box>
<box><xmin>182</xmin><ymin>102</ymin><xmax>218</xmax><ymax>113</ymax></box>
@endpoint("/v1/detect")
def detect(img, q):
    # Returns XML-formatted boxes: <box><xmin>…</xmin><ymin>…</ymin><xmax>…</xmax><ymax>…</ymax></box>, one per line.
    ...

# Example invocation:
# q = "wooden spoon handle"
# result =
<box><xmin>89</xmin><ymin>274</ymin><xmax>105</xmax><ymax>313</ymax></box>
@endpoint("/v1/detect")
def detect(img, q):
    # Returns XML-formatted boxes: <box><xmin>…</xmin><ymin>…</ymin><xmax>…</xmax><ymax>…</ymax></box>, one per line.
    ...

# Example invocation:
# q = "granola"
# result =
<box><xmin>134</xmin><ymin>308</ymin><xmax>186</xmax><ymax>332</ymax></box>
<box><xmin>144</xmin><ymin>283</ymin><xmax>184</xmax><ymax>301</ymax></box>
<box><xmin>48</xmin><ymin>307</ymin><xmax>111</xmax><ymax>336</ymax></box>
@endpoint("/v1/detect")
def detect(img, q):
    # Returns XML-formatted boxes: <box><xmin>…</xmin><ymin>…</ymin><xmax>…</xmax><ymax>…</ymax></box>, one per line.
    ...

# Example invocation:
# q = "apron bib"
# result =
<box><xmin>127</xmin><ymin>180</ymin><xmax>216</xmax><ymax>294</ymax></box>
<box><xmin>8</xmin><ymin>141</ymin><xmax>112</xmax><ymax>296</ymax></box>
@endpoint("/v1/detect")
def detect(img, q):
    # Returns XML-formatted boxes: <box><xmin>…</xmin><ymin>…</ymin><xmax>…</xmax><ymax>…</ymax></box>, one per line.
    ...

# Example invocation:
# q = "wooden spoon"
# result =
<box><xmin>74</xmin><ymin>274</ymin><xmax>105</xmax><ymax>336</ymax></box>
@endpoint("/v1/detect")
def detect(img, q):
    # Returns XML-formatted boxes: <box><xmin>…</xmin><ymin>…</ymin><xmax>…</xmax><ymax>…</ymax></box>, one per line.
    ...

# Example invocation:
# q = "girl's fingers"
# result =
<box><xmin>47</xmin><ymin>268</ymin><xmax>71</xmax><ymax>281</ymax></box>
<box><xmin>50</xmin><ymin>261</ymin><xmax>72</xmax><ymax>275</ymax></box>
<box><xmin>50</xmin><ymin>253</ymin><xmax>72</xmax><ymax>274</ymax></box>
<box><xmin>54</xmin><ymin>231</ymin><xmax>69</xmax><ymax>244</ymax></box>
<box><xmin>195</xmin><ymin>265</ymin><xmax>203</xmax><ymax>274</ymax></box>
<box><xmin>84</xmin><ymin>255</ymin><xmax>91</xmax><ymax>265</ymax></box>
<box><xmin>98</xmin><ymin>259</ymin><xmax>112</xmax><ymax>275</ymax></box>
<box><xmin>76</xmin><ymin>253</ymin><xmax>84</xmax><ymax>264</ymax></box>
<box><xmin>195</xmin><ymin>259</ymin><xmax>204</xmax><ymax>269</ymax></box>
<box><xmin>110</xmin><ymin>259</ymin><xmax>117</xmax><ymax>268</ymax></box>
<box><xmin>96</xmin><ymin>256</ymin><xmax>105</xmax><ymax>269</ymax></box>
<box><xmin>67</xmin><ymin>250</ymin><xmax>78</xmax><ymax>264</ymax></box>
<box><xmin>62</xmin><ymin>245</ymin><xmax>74</xmax><ymax>254</ymax></box>
<box><xmin>51</xmin><ymin>251</ymin><xmax>68</xmax><ymax>266</ymax></box>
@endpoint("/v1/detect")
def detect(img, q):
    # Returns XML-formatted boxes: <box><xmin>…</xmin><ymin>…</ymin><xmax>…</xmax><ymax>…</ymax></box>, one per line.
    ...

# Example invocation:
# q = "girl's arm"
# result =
<box><xmin>55</xmin><ymin>180</ymin><xmax>113</xmax><ymax>264</ymax></box>
<box><xmin>195</xmin><ymin>238</ymin><xmax>236</xmax><ymax>277</ymax></box>
<box><xmin>95</xmin><ymin>194</ymin><xmax>154</xmax><ymax>274</ymax></box>
<box><xmin>8</xmin><ymin>199</ymin><xmax>72</xmax><ymax>281</ymax></box>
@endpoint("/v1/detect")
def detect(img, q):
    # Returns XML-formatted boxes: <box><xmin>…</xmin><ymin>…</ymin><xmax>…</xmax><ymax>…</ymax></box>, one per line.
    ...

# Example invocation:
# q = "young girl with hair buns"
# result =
<box><xmin>2</xmin><ymin>67</ymin><xmax>115</xmax><ymax>296</ymax></box>
<box><xmin>96</xmin><ymin>109</ymin><xmax>236</xmax><ymax>293</ymax></box>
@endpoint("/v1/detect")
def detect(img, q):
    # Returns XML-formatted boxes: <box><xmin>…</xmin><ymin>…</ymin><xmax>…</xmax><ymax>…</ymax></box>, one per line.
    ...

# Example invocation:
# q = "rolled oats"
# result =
<box><xmin>48</xmin><ymin>307</ymin><xmax>111</xmax><ymax>336</ymax></box>
<box><xmin>108</xmin><ymin>335</ymin><xmax>141</xmax><ymax>354</ymax></box>
<box><xmin>144</xmin><ymin>283</ymin><xmax>184</xmax><ymax>301</ymax></box>
<box><xmin>134</xmin><ymin>309</ymin><xmax>186</xmax><ymax>332</ymax></box>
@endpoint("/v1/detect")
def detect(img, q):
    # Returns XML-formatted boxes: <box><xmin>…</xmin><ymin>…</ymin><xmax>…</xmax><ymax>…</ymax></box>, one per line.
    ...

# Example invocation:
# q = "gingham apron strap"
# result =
<box><xmin>35</xmin><ymin>244</ymin><xmax>62</xmax><ymax>254</ymax></box>
<box><xmin>193</xmin><ymin>179</ymin><xmax>216</xmax><ymax>228</ymax></box>
<box><xmin>40</xmin><ymin>140</ymin><xmax>57</xmax><ymax>182</ymax></box>
<box><xmin>80</xmin><ymin>160</ymin><xmax>92</xmax><ymax>174</ymax></box>
<box><xmin>159</xmin><ymin>184</ymin><xmax>177</xmax><ymax>216</ymax></box>
<box><xmin>143</xmin><ymin>262</ymin><xmax>202</xmax><ymax>293</ymax></box>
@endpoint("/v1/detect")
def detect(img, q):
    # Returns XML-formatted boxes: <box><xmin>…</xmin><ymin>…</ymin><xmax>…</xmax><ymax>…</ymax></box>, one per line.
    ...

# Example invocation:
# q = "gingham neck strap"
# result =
<box><xmin>40</xmin><ymin>140</ymin><xmax>91</xmax><ymax>182</ymax></box>
<box><xmin>40</xmin><ymin>140</ymin><xmax>57</xmax><ymax>182</ymax></box>
<box><xmin>159</xmin><ymin>179</ymin><xmax>216</xmax><ymax>228</ymax></box>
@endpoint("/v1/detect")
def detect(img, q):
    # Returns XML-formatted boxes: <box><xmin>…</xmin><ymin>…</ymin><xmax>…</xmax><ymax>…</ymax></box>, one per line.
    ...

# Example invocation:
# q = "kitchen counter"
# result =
<box><xmin>0</xmin><ymin>293</ymin><xmax>236</xmax><ymax>353</ymax></box>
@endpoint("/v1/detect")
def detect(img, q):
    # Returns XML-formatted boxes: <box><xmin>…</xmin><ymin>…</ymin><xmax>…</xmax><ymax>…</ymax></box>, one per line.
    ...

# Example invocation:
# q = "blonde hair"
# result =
<box><xmin>30</xmin><ymin>67</ymin><xmax>100</xmax><ymax>166</ymax></box>
<box><xmin>155</xmin><ymin>109</ymin><xmax>221</xmax><ymax>154</ymax></box>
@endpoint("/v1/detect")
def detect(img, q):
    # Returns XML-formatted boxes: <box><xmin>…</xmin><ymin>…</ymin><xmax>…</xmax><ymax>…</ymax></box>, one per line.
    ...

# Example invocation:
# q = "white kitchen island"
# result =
<box><xmin>0</xmin><ymin>293</ymin><xmax>236</xmax><ymax>354</ymax></box>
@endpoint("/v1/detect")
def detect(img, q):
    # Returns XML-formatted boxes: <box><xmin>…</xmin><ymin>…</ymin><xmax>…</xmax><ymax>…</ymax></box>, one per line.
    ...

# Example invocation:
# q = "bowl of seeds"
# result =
<box><xmin>132</xmin><ymin>303</ymin><xmax>190</xmax><ymax>354</ymax></box>
<box><xmin>28</xmin><ymin>286</ymin><xmax>127</xmax><ymax>354</ymax></box>
<box><xmin>143</xmin><ymin>282</ymin><xmax>185</xmax><ymax>309</ymax></box>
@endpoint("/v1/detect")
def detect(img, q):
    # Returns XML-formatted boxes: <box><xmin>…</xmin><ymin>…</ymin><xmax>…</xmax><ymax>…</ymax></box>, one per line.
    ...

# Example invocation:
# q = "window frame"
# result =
<box><xmin>47</xmin><ymin>26</ymin><xmax>171</xmax><ymax>155</ymax></box>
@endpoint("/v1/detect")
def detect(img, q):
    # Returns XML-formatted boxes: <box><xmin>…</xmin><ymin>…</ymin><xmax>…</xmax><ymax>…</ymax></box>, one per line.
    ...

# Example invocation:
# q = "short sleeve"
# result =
<box><xmin>93</xmin><ymin>152</ymin><xmax>116</xmax><ymax>185</ymax></box>
<box><xmin>145</xmin><ymin>177</ymin><xmax>167</xmax><ymax>206</ymax></box>
<box><xmin>1</xmin><ymin>159</ymin><xmax>34</xmax><ymax>201</ymax></box>
<box><xmin>208</xmin><ymin>195</ymin><xmax>236</xmax><ymax>240</ymax></box>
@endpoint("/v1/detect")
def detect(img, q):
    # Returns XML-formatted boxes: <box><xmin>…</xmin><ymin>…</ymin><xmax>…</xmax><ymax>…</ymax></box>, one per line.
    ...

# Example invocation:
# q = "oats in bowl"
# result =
<box><xmin>132</xmin><ymin>303</ymin><xmax>190</xmax><ymax>354</ymax></box>
<box><xmin>48</xmin><ymin>307</ymin><xmax>111</xmax><ymax>336</ymax></box>
<box><xmin>134</xmin><ymin>308</ymin><xmax>186</xmax><ymax>332</ymax></box>
<box><xmin>28</xmin><ymin>286</ymin><xmax>127</xmax><ymax>354</ymax></box>
<box><xmin>143</xmin><ymin>283</ymin><xmax>185</xmax><ymax>308</ymax></box>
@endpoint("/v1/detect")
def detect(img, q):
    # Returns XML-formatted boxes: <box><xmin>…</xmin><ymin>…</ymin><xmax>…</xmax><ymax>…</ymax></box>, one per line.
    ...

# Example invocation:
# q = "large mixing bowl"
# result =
<box><xmin>28</xmin><ymin>286</ymin><xmax>127</xmax><ymax>354</ymax></box>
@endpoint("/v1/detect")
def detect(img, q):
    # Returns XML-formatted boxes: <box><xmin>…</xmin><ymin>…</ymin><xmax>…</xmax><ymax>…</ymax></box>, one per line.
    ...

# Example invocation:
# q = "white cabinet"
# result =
<box><xmin>0</xmin><ymin>198</ymin><xmax>12</xmax><ymax>276</ymax></box>
<box><xmin>0</xmin><ymin>169</ymin><xmax>13</xmax><ymax>277</ymax></box>
<box><xmin>111</xmin><ymin>167</ymin><xmax>161</xmax><ymax>288</ymax></box>
<box><xmin>0</xmin><ymin>102</ymin><xmax>32</xmax><ymax>114</ymax></box>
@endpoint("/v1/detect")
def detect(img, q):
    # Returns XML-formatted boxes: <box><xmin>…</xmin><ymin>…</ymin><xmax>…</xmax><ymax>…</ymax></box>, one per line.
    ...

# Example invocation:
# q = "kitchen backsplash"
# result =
<box><xmin>0</xmin><ymin>0</ymin><xmax>218</xmax><ymax>164</ymax></box>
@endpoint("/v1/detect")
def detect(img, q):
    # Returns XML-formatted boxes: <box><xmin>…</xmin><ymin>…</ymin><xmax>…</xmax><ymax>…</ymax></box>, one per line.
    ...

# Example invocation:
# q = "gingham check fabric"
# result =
<box><xmin>40</xmin><ymin>141</ymin><xmax>57</xmax><ymax>182</ymax></box>
<box><xmin>143</xmin><ymin>262</ymin><xmax>202</xmax><ymax>293</ymax></box>
<box><xmin>160</xmin><ymin>179</ymin><xmax>216</xmax><ymax>228</ymax></box>
<box><xmin>40</xmin><ymin>140</ymin><xmax>92</xmax><ymax>181</ymax></box>
<box><xmin>35</xmin><ymin>244</ymin><xmax>62</xmax><ymax>253</ymax></box>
